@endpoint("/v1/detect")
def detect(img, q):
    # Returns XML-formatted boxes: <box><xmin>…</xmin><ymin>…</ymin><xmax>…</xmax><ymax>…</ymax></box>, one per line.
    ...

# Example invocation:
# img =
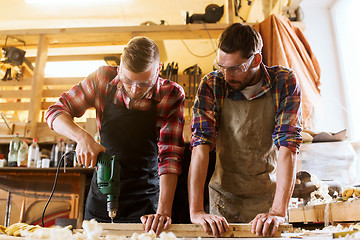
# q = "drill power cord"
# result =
<box><xmin>41</xmin><ymin>150</ymin><xmax>76</xmax><ymax>227</ymax></box>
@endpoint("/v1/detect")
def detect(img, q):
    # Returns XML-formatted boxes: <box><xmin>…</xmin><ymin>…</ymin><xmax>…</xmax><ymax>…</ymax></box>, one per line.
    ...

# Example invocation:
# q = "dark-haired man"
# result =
<box><xmin>188</xmin><ymin>23</ymin><xmax>302</xmax><ymax>237</ymax></box>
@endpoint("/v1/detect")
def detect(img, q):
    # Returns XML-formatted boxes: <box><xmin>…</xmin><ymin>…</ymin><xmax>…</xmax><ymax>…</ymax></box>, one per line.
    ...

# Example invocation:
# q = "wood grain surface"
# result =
<box><xmin>99</xmin><ymin>223</ymin><xmax>293</xmax><ymax>238</ymax></box>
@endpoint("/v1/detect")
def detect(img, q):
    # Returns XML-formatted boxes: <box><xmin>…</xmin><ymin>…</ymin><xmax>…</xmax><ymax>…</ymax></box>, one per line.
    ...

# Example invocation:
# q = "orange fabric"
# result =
<box><xmin>254</xmin><ymin>14</ymin><xmax>321</xmax><ymax>129</ymax></box>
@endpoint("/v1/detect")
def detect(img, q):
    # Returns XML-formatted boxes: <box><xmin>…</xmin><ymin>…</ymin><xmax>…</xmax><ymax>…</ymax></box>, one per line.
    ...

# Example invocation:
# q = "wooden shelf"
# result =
<box><xmin>0</xmin><ymin>21</ymin><xmax>304</xmax><ymax>141</ymax></box>
<box><xmin>0</xmin><ymin>24</ymin><xmax>230</xmax><ymax>49</ymax></box>
<box><xmin>0</xmin><ymin>22</ymin><xmax>304</xmax><ymax>49</ymax></box>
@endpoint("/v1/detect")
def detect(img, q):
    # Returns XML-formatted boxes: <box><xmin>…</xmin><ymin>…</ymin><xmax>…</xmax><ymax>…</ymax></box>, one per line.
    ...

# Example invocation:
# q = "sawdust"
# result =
<box><xmin>18</xmin><ymin>219</ymin><xmax>178</xmax><ymax>240</ymax></box>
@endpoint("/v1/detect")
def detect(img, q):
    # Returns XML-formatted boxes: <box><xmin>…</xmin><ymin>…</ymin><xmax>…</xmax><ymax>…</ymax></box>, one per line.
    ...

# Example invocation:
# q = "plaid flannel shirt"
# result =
<box><xmin>45</xmin><ymin>66</ymin><xmax>185</xmax><ymax>175</ymax></box>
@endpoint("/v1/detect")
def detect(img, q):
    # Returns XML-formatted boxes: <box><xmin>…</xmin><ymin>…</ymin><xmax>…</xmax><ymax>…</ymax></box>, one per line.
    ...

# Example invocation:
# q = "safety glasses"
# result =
<box><xmin>214</xmin><ymin>53</ymin><xmax>256</xmax><ymax>76</ymax></box>
<box><xmin>119</xmin><ymin>66</ymin><xmax>158</xmax><ymax>88</ymax></box>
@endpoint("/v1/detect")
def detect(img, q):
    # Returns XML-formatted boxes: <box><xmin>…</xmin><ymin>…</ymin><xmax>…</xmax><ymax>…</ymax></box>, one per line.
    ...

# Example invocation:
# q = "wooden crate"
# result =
<box><xmin>289</xmin><ymin>198</ymin><xmax>360</xmax><ymax>224</ymax></box>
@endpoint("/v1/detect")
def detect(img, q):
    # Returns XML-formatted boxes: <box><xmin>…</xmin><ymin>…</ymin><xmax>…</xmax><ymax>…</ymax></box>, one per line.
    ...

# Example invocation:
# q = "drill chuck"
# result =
<box><xmin>107</xmin><ymin>201</ymin><xmax>118</xmax><ymax>219</ymax></box>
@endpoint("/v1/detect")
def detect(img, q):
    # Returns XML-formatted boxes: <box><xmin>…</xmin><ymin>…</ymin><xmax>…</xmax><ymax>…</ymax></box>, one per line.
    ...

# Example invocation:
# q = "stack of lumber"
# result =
<box><xmin>289</xmin><ymin>198</ymin><xmax>360</xmax><ymax>223</ymax></box>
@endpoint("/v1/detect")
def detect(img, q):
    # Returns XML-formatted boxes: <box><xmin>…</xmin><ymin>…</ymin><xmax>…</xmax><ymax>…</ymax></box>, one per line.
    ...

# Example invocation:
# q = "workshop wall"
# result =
<box><xmin>0</xmin><ymin>0</ymin><xmax>350</xmax><ymax>138</ymax></box>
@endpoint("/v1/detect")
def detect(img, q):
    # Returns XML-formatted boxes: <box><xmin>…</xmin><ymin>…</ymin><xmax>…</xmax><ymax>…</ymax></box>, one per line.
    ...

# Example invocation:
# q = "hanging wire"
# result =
<box><xmin>180</xmin><ymin>39</ymin><xmax>216</xmax><ymax>58</ymax></box>
<box><xmin>41</xmin><ymin>150</ymin><xmax>76</xmax><ymax>227</ymax></box>
<box><xmin>4</xmin><ymin>35</ymin><xmax>27</xmax><ymax>50</ymax></box>
<box><xmin>180</xmin><ymin>23</ymin><xmax>217</xmax><ymax>58</ymax></box>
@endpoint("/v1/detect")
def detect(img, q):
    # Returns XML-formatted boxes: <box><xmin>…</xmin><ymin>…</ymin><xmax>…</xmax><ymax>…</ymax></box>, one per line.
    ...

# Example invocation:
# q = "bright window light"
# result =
<box><xmin>25</xmin><ymin>0</ymin><xmax>129</xmax><ymax>4</ymax></box>
<box><xmin>332</xmin><ymin>0</ymin><xmax>360</xmax><ymax>140</ymax></box>
<box><xmin>45</xmin><ymin>60</ymin><xmax>107</xmax><ymax>78</ymax></box>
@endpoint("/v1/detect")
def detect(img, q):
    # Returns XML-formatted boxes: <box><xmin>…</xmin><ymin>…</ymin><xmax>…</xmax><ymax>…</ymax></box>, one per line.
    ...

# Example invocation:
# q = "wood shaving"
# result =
<box><xmin>1</xmin><ymin>219</ymin><xmax>179</xmax><ymax>240</ymax></box>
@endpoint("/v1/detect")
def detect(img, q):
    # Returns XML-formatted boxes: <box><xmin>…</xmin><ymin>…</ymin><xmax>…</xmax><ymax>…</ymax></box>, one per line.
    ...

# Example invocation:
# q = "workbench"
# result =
<box><xmin>0</xmin><ymin>234</ymin><xmax>335</xmax><ymax>240</ymax></box>
<box><xmin>0</xmin><ymin>223</ymin><xmax>340</xmax><ymax>239</ymax></box>
<box><xmin>0</xmin><ymin>167</ymin><xmax>94</xmax><ymax>229</ymax></box>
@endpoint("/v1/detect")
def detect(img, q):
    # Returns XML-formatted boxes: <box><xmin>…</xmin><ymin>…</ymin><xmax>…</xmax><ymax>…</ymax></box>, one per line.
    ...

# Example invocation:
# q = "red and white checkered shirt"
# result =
<box><xmin>45</xmin><ymin>66</ymin><xmax>185</xmax><ymax>176</ymax></box>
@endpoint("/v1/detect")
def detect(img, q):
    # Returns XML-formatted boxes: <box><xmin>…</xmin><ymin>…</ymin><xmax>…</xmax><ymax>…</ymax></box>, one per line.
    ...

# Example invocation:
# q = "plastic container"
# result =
<box><xmin>17</xmin><ymin>140</ymin><xmax>28</xmax><ymax>167</ymax></box>
<box><xmin>42</xmin><ymin>158</ymin><xmax>50</xmax><ymax>168</ymax></box>
<box><xmin>27</xmin><ymin>138</ymin><xmax>40</xmax><ymax>168</ymax></box>
<box><xmin>54</xmin><ymin>138</ymin><xmax>66</xmax><ymax>167</ymax></box>
<box><xmin>0</xmin><ymin>154</ymin><xmax>7</xmax><ymax>167</ymax></box>
<box><xmin>8</xmin><ymin>133</ymin><xmax>21</xmax><ymax>167</ymax></box>
<box><xmin>50</xmin><ymin>144</ymin><xmax>56</xmax><ymax>167</ymax></box>
<box><xmin>65</xmin><ymin>140</ymin><xmax>76</xmax><ymax>167</ymax></box>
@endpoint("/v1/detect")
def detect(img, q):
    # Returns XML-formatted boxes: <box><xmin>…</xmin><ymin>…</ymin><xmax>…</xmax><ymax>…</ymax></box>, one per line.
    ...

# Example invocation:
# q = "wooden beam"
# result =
<box><xmin>0</xmin><ymin>89</ymin><xmax>72</xmax><ymax>99</ymax></box>
<box><xmin>0</xmin><ymin>23</ymin><xmax>305</xmax><ymax>49</ymax></box>
<box><xmin>225</xmin><ymin>0</ymin><xmax>235</xmax><ymax>24</ymax></box>
<box><xmin>0</xmin><ymin>90</ymin><xmax>31</xmax><ymax>98</ymax></box>
<box><xmin>97</xmin><ymin>223</ymin><xmax>293</xmax><ymax>238</ymax></box>
<box><xmin>0</xmin><ymin>77</ymin><xmax>83</xmax><ymax>86</ymax></box>
<box><xmin>44</xmin><ymin>77</ymin><xmax>83</xmax><ymax>85</ymax></box>
<box><xmin>0</xmin><ymin>102</ymin><xmax>29</xmax><ymax>111</ymax></box>
<box><xmin>26</xmin><ymin>53</ymin><xmax>121</xmax><ymax>62</ymax></box>
<box><xmin>28</xmin><ymin>35</ymin><xmax>48</xmax><ymax>139</ymax></box>
<box><xmin>0</xmin><ymin>24</ymin><xmax>230</xmax><ymax>48</ymax></box>
<box><xmin>0</xmin><ymin>78</ymin><xmax>33</xmax><ymax>86</ymax></box>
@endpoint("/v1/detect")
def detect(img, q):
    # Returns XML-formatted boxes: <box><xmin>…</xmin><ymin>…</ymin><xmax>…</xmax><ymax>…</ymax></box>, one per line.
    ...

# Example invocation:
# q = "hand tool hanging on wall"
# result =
<box><xmin>172</xmin><ymin>63</ymin><xmax>179</xmax><ymax>83</ymax></box>
<box><xmin>160</xmin><ymin>62</ymin><xmax>179</xmax><ymax>83</ymax></box>
<box><xmin>2</xmin><ymin>68</ymin><xmax>12</xmax><ymax>81</ymax></box>
<box><xmin>183</xmin><ymin>64</ymin><xmax>202</xmax><ymax>120</ymax></box>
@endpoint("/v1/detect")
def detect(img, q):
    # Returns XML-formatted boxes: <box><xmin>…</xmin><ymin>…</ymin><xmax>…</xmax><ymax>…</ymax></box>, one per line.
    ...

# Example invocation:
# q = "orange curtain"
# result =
<box><xmin>253</xmin><ymin>14</ymin><xmax>321</xmax><ymax>129</ymax></box>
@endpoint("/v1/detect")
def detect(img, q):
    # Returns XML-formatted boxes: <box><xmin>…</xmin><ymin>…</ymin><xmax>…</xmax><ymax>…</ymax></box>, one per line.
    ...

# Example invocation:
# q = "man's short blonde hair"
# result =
<box><xmin>122</xmin><ymin>36</ymin><xmax>160</xmax><ymax>73</ymax></box>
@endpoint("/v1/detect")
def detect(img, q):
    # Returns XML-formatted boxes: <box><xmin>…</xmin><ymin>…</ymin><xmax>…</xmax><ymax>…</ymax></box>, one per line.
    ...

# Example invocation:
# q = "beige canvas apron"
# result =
<box><xmin>209</xmin><ymin>90</ymin><xmax>278</xmax><ymax>223</ymax></box>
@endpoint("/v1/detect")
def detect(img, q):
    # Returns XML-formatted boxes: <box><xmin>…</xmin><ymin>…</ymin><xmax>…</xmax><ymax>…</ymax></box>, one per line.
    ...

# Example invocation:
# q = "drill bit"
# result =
<box><xmin>108</xmin><ymin>210</ymin><xmax>117</xmax><ymax>223</ymax></box>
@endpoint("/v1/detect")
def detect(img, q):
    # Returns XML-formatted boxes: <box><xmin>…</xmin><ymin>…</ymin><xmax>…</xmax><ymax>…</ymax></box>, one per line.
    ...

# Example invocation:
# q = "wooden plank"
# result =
<box><xmin>27</xmin><ymin>35</ymin><xmax>49</xmax><ymax>139</ymax></box>
<box><xmin>0</xmin><ymin>102</ymin><xmax>55</xmax><ymax>111</ymax></box>
<box><xmin>44</xmin><ymin>77</ymin><xmax>83</xmax><ymax>85</ymax></box>
<box><xmin>0</xmin><ymin>24</ymin><xmax>230</xmax><ymax>48</ymax></box>
<box><xmin>289</xmin><ymin>204</ymin><xmax>325</xmax><ymax>223</ymax></box>
<box><xmin>0</xmin><ymin>78</ymin><xmax>32</xmax><ymax>86</ymax></box>
<box><xmin>225</xmin><ymin>0</ymin><xmax>235</xmax><ymax>24</ymax></box>
<box><xmin>0</xmin><ymin>100</ymin><xmax>194</xmax><ymax>111</ymax></box>
<box><xmin>0</xmin><ymin>77</ymin><xmax>83</xmax><ymax>86</ymax></box>
<box><xmin>42</xmin><ymin>89</ymin><xmax>68</xmax><ymax>98</ymax></box>
<box><xmin>99</xmin><ymin>223</ymin><xmax>293</xmax><ymax>238</ymax></box>
<box><xmin>0</xmin><ymin>90</ymin><xmax>31</xmax><ymax>98</ymax></box>
<box><xmin>27</xmin><ymin>53</ymin><xmax>121</xmax><ymax>62</ymax></box>
<box><xmin>331</xmin><ymin>199</ymin><xmax>360</xmax><ymax>222</ymax></box>
<box><xmin>289</xmin><ymin>199</ymin><xmax>360</xmax><ymax>223</ymax></box>
<box><xmin>0</xmin><ymin>234</ymin><xmax>24</xmax><ymax>240</ymax></box>
<box><xmin>0</xmin><ymin>102</ymin><xmax>29</xmax><ymax>111</ymax></box>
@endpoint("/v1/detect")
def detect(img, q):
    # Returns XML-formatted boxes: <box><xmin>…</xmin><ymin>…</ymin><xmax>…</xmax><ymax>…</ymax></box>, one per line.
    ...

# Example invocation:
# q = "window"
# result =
<box><xmin>332</xmin><ymin>0</ymin><xmax>360</xmax><ymax>140</ymax></box>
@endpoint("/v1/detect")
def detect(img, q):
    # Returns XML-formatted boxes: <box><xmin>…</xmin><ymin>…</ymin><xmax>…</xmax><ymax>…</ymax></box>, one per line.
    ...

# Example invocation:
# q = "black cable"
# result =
<box><xmin>203</xmin><ymin>23</ymin><xmax>217</xmax><ymax>53</ymax></box>
<box><xmin>4</xmin><ymin>35</ymin><xmax>26</xmax><ymax>50</ymax></box>
<box><xmin>41</xmin><ymin>150</ymin><xmax>76</xmax><ymax>227</ymax></box>
<box><xmin>181</xmin><ymin>39</ymin><xmax>216</xmax><ymax>58</ymax></box>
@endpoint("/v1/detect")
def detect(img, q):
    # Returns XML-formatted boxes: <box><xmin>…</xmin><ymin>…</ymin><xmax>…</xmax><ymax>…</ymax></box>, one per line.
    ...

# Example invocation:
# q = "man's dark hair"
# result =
<box><xmin>218</xmin><ymin>23</ymin><xmax>263</xmax><ymax>58</ymax></box>
<box><xmin>122</xmin><ymin>36</ymin><xmax>160</xmax><ymax>73</ymax></box>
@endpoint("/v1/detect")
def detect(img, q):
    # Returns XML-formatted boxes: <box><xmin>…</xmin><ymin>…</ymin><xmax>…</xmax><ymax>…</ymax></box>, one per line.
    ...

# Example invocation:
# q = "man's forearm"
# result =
<box><xmin>271</xmin><ymin>146</ymin><xmax>297</xmax><ymax>216</ymax></box>
<box><xmin>157</xmin><ymin>173</ymin><xmax>178</xmax><ymax>216</ymax></box>
<box><xmin>52</xmin><ymin>113</ymin><xmax>92</xmax><ymax>143</ymax></box>
<box><xmin>188</xmin><ymin>145</ymin><xmax>210</xmax><ymax>214</ymax></box>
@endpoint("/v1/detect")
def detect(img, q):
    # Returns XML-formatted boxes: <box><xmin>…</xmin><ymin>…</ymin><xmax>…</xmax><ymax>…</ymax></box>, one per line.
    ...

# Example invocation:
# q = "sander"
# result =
<box><xmin>96</xmin><ymin>152</ymin><xmax>121</xmax><ymax>222</ymax></box>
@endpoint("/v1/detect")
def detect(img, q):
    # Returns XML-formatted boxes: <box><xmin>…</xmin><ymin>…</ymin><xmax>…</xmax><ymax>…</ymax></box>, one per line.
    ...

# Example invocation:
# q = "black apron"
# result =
<box><xmin>84</xmin><ymin>86</ymin><xmax>159</xmax><ymax>223</ymax></box>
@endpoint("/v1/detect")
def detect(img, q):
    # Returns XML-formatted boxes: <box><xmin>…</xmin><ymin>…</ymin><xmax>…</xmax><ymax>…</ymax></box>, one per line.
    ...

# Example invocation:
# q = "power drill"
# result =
<box><xmin>96</xmin><ymin>152</ymin><xmax>121</xmax><ymax>222</ymax></box>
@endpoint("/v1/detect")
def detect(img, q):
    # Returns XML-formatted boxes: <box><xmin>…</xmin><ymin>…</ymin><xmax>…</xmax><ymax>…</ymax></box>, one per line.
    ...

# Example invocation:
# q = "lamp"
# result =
<box><xmin>1</xmin><ymin>46</ymin><xmax>26</xmax><ymax>66</ymax></box>
<box><xmin>1</xmin><ymin>36</ymin><xmax>28</xmax><ymax>81</ymax></box>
